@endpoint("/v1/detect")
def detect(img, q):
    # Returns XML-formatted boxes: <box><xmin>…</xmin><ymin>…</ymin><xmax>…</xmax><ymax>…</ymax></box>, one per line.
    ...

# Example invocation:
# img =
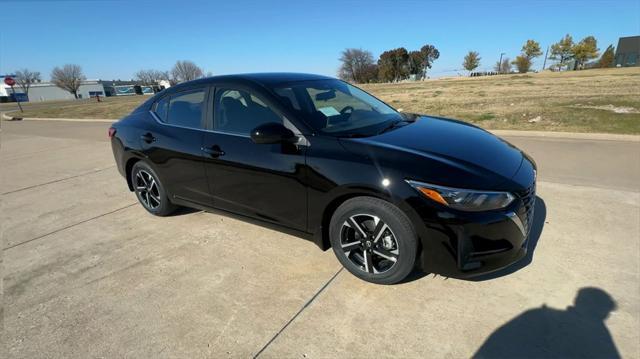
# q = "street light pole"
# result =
<box><xmin>498</xmin><ymin>52</ymin><xmax>506</xmax><ymax>74</ymax></box>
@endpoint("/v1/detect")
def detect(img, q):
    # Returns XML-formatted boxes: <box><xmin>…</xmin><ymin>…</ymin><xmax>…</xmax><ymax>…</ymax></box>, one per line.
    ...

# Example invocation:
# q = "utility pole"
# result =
<box><xmin>498</xmin><ymin>52</ymin><xmax>506</xmax><ymax>74</ymax></box>
<box><xmin>542</xmin><ymin>45</ymin><xmax>550</xmax><ymax>70</ymax></box>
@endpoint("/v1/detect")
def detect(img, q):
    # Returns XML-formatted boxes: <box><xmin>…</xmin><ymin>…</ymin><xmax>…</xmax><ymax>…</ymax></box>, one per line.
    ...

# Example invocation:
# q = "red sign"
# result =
<box><xmin>4</xmin><ymin>77</ymin><xmax>15</xmax><ymax>86</ymax></box>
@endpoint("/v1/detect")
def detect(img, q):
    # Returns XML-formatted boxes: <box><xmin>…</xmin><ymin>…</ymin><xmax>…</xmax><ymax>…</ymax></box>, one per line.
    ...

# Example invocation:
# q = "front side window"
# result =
<box><xmin>214</xmin><ymin>88</ymin><xmax>282</xmax><ymax>135</ymax></box>
<box><xmin>271</xmin><ymin>79</ymin><xmax>401</xmax><ymax>137</ymax></box>
<box><xmin>167</xmin><ymin>90</ymin><xmax>205</xmax><ymax>129</ymax></box>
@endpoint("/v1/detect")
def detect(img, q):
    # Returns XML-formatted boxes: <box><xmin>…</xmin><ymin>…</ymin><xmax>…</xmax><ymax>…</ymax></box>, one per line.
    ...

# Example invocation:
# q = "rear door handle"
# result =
<box><xmin>201</xmin><ymin>145</ymin><xmax>225</xmax><ymax>157</ymax></box>
<box><xmin>140</xmin><ymin>133</ymin><xmax>156</xmax><ymax>143</ymax></box>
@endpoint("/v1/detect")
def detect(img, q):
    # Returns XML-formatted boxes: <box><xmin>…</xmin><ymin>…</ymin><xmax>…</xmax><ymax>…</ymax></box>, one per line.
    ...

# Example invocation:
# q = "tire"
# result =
<box><xmin>131</xmin><ymin>161</ymin><xmax>177</xmax><ymax>216</ymax></box>
<box><xmin>329</xmin><ymin>196</ymin><xmax>417</xmax><ymax>284</ymax></box>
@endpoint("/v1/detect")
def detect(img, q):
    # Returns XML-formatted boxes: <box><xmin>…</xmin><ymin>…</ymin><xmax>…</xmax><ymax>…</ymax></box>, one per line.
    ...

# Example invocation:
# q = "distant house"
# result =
<box><xmin>615</xmin><ymin>36</ymin><xmax>640</xmax><ymax>67</ymax></box>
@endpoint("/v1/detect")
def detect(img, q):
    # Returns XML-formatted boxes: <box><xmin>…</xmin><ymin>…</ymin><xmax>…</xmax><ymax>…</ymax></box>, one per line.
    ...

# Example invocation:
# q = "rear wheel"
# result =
<box><xmin>329</xmin><ymin>197</ymin><xmax>417</xmax><ymax>284</ymax></box>
<box><xmin>131</xmin><ymin>162</ymin><xmax>177</xmax><ymax>216</ymax></box>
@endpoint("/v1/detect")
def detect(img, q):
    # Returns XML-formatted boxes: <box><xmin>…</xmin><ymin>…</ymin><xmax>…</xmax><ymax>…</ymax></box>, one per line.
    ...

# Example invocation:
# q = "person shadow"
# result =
<box><xmin>473</xmin><ymin>287</ymin><xmax>620</xmax><ymax>359</ymax></box>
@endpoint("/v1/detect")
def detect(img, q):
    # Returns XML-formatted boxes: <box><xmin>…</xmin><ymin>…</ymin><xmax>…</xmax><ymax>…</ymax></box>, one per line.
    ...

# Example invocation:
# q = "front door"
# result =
<box><xmin>202</xmin><ymin>86</ymin><xmax>307</xmax><ymax>231</ymax></box>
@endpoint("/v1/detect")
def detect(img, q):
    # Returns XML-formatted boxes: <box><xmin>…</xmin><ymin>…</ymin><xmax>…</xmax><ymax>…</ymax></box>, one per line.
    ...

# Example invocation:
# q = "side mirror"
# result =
<box><xmin>250</xmin><ymin>122</ymin><xmax>297</xmax><ymax>144</ymax></box>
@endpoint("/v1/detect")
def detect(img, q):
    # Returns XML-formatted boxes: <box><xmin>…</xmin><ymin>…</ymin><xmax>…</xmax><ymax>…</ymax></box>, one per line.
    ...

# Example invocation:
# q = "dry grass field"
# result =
<box><xmin>0</xmin><ymin>95</ymin><xmax>148</xmax><ymax>120</ymax></box>
<box><xmin>3</xmin><ymin>67</ymin><xmax>639</xmax><ymax>134</ymax></box>
<box><xmin>360</xmin><ymin>67</ymin><xmax>640</xmax><ymax>134</ymax></box>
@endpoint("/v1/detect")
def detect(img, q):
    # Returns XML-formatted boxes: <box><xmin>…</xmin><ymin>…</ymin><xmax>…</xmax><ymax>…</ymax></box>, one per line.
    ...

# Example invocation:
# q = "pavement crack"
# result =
<box><xmin>1</xmin><ymin>166</ymin><xmax>116</xmax><ymax>195</ymax></box>
<box><xmin>3</xmin><ymin>203</ymin><xmax>137</xmax><ymax>251</ymax></box>
<box><xmin>253</xmin><ymin>267</ymin><xmax>344</xmax><ymax>358</ymax></box>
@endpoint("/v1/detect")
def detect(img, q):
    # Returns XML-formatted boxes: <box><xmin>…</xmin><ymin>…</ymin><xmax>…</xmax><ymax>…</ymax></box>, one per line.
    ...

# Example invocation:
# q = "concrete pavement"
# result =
<box><xmin>1</xmin><ymin>120</ymin><xmax>639</xmax><ymax>358</ymax></box>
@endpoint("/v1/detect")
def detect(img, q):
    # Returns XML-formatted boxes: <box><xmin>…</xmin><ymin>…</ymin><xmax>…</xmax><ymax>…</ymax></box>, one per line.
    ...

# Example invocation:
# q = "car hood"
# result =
<box><xmin>339</xmin><ymin>116</ymin><xmax>526</xmax><ymax>190</ymax></box>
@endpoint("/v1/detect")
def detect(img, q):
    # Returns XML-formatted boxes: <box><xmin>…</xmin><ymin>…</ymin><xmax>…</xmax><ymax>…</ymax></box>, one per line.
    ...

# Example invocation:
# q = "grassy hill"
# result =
<box><xmin>360</xmin><ymin>67</ymin><xmax>640</xmax><ymax>134</ymax></box>
<box><xmin>4</xmin><ymin>67</ymin><xmax>639</xmax><ymax>134</ymax></box>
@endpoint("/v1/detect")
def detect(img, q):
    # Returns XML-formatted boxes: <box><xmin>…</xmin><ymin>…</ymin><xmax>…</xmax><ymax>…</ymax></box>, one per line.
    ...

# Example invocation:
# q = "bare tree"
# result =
<box><xmin>170</xmin><ymin>60</ymin><xmax>204</xmax><ymax>83</ymax></box>
<box><xmin>14</xmin><ymin>69</ymin><xmax>41</xmax><ymax>95</ymax></box>
<box><xmin>339</xmin><ymin>48</ymin><xmax>377</xmax><ymax>83</ymax></box>
<box><xmin>51</xmin><ymin>64</ymin><xmax>85</xmax><ymax>99</ymax></box>
<box><xmin>135</xmin><ymin>69</ymin><xmax>168</xmax><ymax>85</ymax></box>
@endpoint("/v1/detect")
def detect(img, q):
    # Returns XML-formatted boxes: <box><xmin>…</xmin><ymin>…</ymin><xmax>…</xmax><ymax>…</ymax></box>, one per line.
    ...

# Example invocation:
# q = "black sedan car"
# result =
<box><xmin>109</xmin><ymin>73</ymin><xmax>536</xmax><ymax>284</ymax></box>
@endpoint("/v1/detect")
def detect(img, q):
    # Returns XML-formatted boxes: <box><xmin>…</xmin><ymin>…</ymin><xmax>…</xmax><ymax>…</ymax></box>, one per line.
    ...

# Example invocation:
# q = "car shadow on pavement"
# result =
<box><xmin>170</xmin><ymin>206</ymin><xmax>202</xmax><ymax>216</ymax></box>
<box><xmin>470</xmin><ymin>196</ymin><xmax>547</xmax><ymax>281</ymax></box>
<box><xmin>472</xmin><ymin>287</ymin><xmax>620</xmax><ymax>359</ymax></box>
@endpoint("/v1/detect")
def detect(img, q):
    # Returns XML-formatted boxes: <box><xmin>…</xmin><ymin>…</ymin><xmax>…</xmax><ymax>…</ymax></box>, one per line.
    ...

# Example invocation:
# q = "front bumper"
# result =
<box><xmin>407</xmin><ymin>182</ymin><xmax>536</xmax><ymax>278</ymax></box>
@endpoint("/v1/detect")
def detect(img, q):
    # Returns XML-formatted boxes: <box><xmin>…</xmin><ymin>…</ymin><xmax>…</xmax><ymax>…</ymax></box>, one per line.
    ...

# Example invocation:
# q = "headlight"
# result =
<box><xmin>406</xmin><ymin>180</ymin><xmax>515</xmax><ymax>212</ymax></box>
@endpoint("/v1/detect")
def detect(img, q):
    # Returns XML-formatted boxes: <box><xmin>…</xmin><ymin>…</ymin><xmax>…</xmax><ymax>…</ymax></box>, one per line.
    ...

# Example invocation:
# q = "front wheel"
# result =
<box><xmin>329</xmin><ymin>197</ymin><xmax>417</xmax><ymax>284</ymax></box>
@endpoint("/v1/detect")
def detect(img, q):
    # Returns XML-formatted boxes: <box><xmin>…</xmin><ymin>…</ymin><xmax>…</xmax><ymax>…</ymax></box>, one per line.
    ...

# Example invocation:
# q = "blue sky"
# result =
<box><xmin>1</xmin><ymin>0</ymin><xmax>638</xmax><ymax>80</ymax></box>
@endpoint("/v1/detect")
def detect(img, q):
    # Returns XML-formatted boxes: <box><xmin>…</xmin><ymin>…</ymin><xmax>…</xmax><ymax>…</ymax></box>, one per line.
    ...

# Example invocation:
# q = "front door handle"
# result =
<box><xmin>140</xmin><ymin>133</ymin><xmax>156</xmax><ymax>143</ymax></box>
<box><xmin>202</xmin><ymin>145</ymin><xmax>225</xmax><ymax>157</ymax></box>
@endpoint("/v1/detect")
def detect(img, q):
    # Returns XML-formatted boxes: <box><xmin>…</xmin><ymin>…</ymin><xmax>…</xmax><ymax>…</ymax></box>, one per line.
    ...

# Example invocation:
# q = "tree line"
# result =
<box><xmin>9</xmin><ymin>60</ymin><xmax>207</xmax><ymax>99</ymax></box>
<box><xmin>340</xmin><ymin>34</ymin><xmax>616</xmax><ymax>83</ymax></box>
<box><xmin>134</xmin><ymin>60</ymin><xmax>207</xmax><ymax>87</ymax></box>
<box><xmin>462</xmin><ymin>34</ymin><xmax>612</xmax><ymax>75</ymax></box>
<box><xmin>338</xmin><ymin>45</ymin><xmax>440</xmax><ymax>83</ymax></box>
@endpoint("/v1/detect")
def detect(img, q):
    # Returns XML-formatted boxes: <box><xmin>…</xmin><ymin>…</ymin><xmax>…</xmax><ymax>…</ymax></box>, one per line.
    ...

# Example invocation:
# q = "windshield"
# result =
<box><xmin>272</xmin><ymin>79</ymin><xmax>402</xmax><ymax>136</ymax></box>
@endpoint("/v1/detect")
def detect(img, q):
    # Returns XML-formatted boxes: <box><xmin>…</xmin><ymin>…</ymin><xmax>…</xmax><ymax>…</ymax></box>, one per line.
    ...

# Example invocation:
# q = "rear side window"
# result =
<box><xmin>168</xmin><ymin>90</ymin><xmax>205</xmax><ymax>129</ymax></box>
<box><xmin>153</xmin><ymin>89</ymin><xmax>205</xmax><ymax>129</ymax></box>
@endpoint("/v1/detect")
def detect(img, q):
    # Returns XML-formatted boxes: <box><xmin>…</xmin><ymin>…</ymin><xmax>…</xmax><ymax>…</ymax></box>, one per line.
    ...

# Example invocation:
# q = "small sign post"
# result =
<box><xmin>4</xmin><ymin>77</ymin><xmax>23</xmax><ymax>112</ymax></box>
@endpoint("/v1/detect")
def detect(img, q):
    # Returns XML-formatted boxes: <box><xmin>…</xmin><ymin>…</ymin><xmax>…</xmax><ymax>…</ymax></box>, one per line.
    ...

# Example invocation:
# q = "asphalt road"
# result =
<box><xmin>1</xmin><ymin>120</ymin><xmax>639</xmax><ymax>358</ymax></box>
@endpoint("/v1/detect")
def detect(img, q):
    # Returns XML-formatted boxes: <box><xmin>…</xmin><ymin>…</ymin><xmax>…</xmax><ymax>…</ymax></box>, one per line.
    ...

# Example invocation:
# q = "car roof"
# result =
<box><xmin>169</xmin><ymin>72</ymin><xmax>335</xmax><ymax>92</ymax></box>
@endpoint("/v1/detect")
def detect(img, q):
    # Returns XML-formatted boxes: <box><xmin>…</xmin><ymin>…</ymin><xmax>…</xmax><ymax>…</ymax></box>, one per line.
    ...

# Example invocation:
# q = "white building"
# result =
<box><xmin>1</xmin><ymin>80</ymin><xmax>106</xmax><ymax>102</ymax></box>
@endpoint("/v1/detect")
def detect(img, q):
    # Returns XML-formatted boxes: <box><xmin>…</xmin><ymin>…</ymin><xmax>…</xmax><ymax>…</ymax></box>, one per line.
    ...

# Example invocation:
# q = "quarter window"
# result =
<box><xmin>154</xmin><ymin>96</ymin><xmax>169</xmax><ymax>122</ymax></box>
<box><xmin>214</xmin><ymin>88</ymin><xmax>282</xmax><ymax>135</ymax></box>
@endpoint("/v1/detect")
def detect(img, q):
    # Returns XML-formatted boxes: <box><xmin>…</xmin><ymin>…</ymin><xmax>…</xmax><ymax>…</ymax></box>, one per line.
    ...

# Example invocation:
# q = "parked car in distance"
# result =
<box><xmin>109</xmin><ymin>73</ymin><xmax>537</xmax><ymax>284</ymax></box>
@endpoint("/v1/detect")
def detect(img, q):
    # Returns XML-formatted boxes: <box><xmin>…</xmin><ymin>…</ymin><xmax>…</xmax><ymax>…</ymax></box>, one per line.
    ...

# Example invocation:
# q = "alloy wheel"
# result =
<box><xmin>135</xmin><ymin>169</ymin><xmax>161</xmax><ymax>210</ymax></box>
<box><xmin>340</xmin><ymin>214</ymin><xmax>399</xmax><ymax>274</ymax></box>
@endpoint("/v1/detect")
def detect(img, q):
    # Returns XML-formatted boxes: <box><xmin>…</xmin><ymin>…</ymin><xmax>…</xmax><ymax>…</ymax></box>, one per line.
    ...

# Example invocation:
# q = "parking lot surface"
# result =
<box><xmin>2</xmin><ymin>120</ymin><xmax>639</xmax><ymax>358</ymax></box>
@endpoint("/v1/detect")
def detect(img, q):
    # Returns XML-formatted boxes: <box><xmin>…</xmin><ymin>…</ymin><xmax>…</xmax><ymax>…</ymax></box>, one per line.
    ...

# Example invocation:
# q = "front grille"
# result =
<box><xmin>517</xmin><ymin>182</ymin><xmax>536</xmax><ymax>235</ymax></box>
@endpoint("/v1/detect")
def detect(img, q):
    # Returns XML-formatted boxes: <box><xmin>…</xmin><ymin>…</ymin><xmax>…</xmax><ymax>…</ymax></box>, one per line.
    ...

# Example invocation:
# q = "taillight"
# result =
<box><xmin>108</xmin><ymin>127</ymin><xmax>116</xmax><ymax>139</ymax></box>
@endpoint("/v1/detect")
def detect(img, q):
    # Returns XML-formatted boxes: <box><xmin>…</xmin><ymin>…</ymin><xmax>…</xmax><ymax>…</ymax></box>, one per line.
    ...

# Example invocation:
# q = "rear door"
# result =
<box><xmin>141</xmin><ymin>86</ymin><xmax>211</xmax><ymax>206</ymax></box>
<box><xmin>202</xmin><ymin>84</ymin><xmax>308</xmax><ymax>231</ymax></box>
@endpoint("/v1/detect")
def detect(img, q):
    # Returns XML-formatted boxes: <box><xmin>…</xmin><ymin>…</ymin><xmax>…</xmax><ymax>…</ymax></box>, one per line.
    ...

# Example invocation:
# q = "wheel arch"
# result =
<box><xmin>124</xmin><ymin>157</ymin><xmax>141</xmax><ymax>191</ymax></box>
<box><xmin>316</xmin><ymin>186</ymin><xmax>423</xmax><ymax>254</ymax></box>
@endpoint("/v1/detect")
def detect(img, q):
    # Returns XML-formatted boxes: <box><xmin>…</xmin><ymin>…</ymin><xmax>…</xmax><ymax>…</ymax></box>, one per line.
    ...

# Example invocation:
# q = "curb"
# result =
<box><xmin>1</xmin><ymin>112</ymin><xmax>20</xmax><ymax>121</ymax></box>
<box><xmin>1</xmin><ymin>115</ymin><xmax>115</xmax><ymax>123</ymax></box>
<box><xmin>490</xmin><ymin>129</ymin><xmax>640</xmax><ymax>142</ymax></box>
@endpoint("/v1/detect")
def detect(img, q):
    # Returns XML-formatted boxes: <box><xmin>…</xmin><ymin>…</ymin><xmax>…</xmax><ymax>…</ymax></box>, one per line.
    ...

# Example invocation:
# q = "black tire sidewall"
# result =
<box><xmin>131</xmin><ymin>162</ymin><xmax>176</xmax><ymax>216</ymax></box>
<box><xmin>329</xmin><ymin>196</ymin><xmax>417</xmax><ymax>284</ymax></box>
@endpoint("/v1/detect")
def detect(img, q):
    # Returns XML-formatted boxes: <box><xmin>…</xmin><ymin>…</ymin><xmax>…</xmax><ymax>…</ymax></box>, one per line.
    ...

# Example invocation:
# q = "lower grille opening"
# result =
<box><xmin>469</xmin><ymin>236</ymin><xmax>514</xmax><ymax>257</ymax></box>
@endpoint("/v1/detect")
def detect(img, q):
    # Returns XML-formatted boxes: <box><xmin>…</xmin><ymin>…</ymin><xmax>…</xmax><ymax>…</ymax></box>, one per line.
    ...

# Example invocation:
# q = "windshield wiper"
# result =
<box><xmin>337</xmin><ymin>133</ymin><xmax>370</xmax><ymax>138</ymax></box>
<box><xmin>377</xmin><ymin>119</ymin><xmax>404</xmax><ymax>135</ymax></box>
